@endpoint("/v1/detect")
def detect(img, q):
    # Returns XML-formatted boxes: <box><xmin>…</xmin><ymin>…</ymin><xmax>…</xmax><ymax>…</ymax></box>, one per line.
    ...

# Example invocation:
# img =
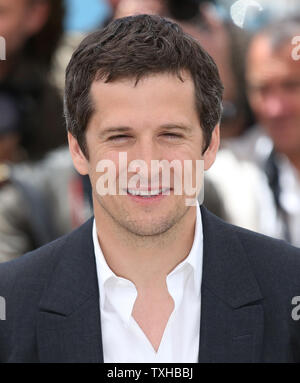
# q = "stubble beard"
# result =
<box><xmin>94</xmin><ymin>194</ymin><xmax>191</xmax><ymax>246</ymax></box>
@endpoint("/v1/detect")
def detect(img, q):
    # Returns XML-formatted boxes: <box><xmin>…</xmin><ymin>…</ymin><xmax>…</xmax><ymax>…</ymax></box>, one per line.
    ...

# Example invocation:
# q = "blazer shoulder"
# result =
<box><xmin>217</xmin><ymin>212</ymin><xmax>300</xmax><ymax>292</ymax></box>
<box><xmin>203</xmin><ymin>205</ymin><xmax>300</xmax><ymax>257</ymax></box>
<box><xmin>233</xmin><ymin>223</ymin><xmax>300</xmax><ymax>263</ymax></box>
<box><xmin>201</xmin><ymin>206</ymin><xmax>300</xmax><ymax>287</ymax></box>
<box><xmin>0</xmin><ymin>234</ymin><xmax>65</xmax><ymax>298</ymax></box>
<box><xmin>235</xmin><ymin>225</ymin><xmax>300</xmax><ymax>288</ymax></box>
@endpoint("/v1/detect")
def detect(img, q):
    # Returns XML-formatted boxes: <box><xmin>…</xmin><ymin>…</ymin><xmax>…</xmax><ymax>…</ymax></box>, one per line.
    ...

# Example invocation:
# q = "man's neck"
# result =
<box><xmin>94</xmin><ymin>202</ymin><xmax>197</xmax><ymax>289</ymax></box>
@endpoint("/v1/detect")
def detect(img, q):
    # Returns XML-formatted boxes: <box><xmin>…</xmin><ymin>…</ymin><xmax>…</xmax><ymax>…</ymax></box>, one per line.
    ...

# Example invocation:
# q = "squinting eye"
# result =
<box><xmin>161</xmin><ymin>133</ymin><xmax>182</xmax><ymax>139</ymax></box>
<box><xmin>108</xmin><ymin>135</ymin><xmax>131</xmax><ymax>141</ymax></box>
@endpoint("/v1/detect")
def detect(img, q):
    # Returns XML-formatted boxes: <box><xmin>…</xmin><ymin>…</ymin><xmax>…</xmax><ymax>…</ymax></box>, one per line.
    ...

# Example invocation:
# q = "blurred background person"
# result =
<box><xmin>192</xmin><ymin>2</ymin><xmax>300</xmax><ymax>247</ymax></box>
<box><xmin>220</xmin><ymin>15</ymin><xmax>300</xmax><ymax>247</ymax></box>
<box><xmin>0</xmin><ymin>0</ymin><xmax>66</xmax><ymax>162</ymax></box>
<box><xmin>246</xmin><ymin>18</ymin><xmax>300</xmax><ymax>246</ymax></box>
<box><xmin>0</xmin><ymin>147</ymin><xmax>93</xmax><ymax>263</ymax></box>
<box><xmin>0</xmin><ymin>0</ymin><xmax>90</xmax><ymax>262</ymax></box>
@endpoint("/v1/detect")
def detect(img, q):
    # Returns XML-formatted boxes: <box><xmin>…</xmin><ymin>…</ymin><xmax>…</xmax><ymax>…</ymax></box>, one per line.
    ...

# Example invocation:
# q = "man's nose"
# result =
<box><xmin>129</xmin><ymin>139</ymin><xmax>161</xmax><ymax>177</ymax></box>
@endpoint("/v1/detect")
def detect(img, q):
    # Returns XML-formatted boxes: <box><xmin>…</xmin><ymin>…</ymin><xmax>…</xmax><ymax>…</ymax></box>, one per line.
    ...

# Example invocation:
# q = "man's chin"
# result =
<box><xmin>121</xmin><ymin>220</ymin><xmax>176</xmax><ymax>237</ymax></box>
<box><xmin>119</xmin><ymin>205</ymin><xmax>191</xmax><ymax>237</ymax></box>
<box><xmin>95</xmin><ymin>195</ymin><xmax>191</xmax><ymax>236</ymax></box>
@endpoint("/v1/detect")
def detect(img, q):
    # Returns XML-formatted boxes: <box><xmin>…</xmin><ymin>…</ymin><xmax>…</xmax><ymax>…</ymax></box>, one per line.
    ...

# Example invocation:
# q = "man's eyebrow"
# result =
<box><xmin>159</xmin><ymin>124</ymin><xmax>193</xmax><ymax>133</ymax></box>
<box><xmin>99</xmin><ymin>124</ymin><xmax>193</xmax><ymax>137</ymax></box>
<box><xmin>99</xmin><ymin>127</ymin><xmax>133</xmax><ymax>137</ymax></box>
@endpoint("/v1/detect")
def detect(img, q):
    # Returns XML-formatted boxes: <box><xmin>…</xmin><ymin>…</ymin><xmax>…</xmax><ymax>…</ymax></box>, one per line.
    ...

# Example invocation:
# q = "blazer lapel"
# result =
<box><xmin>198</xmin><ymin>207</ymin><xmax>264</xmax><ymax>363</ymax></box>
<box><xmin>37</xmin><ymin>218</ymin><xmax>103</xmax><ymax>363</ymax></box>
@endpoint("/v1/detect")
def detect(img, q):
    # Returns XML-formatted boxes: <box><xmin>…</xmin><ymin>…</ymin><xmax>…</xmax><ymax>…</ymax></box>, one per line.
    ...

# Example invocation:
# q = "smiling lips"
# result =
<box><xmin>126</xmin><ymin>188</ymin><xmax>171</xmax><ymax>197</ymax></box>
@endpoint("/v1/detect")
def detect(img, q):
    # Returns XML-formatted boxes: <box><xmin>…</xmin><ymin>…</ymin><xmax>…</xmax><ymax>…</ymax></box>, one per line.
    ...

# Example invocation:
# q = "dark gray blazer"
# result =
<box><xmin>1</xmin><ymin>206</ymin><xmax>300</xmax><ymax>363</ymax></box>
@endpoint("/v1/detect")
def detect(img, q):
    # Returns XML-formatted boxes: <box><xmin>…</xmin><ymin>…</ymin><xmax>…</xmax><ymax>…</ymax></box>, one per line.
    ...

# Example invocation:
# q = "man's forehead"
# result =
<box><xmin>89</xmin><ymin>71</ymin><xmax>195</xmax><ymax>106</ymax></box>
<box><xmin>87</xmin><ymin>71</ymin><xmax>199</xmax><ymax>130</ymax></box>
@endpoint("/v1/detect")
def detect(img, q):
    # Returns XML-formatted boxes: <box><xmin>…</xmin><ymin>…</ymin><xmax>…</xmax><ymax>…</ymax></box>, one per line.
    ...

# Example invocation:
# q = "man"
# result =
<box><xmin>226</xmin><ymin>18</ymin><xmax>300</xmax><ymax>246</ymax></box>
<box><xmin>0</xmin><ymin>14</ymin><xmax>300</xmax><ymax>363</ymax></box>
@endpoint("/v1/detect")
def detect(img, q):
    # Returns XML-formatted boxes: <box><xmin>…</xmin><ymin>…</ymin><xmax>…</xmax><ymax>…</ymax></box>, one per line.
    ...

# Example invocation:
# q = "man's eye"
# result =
<box><xmin>161</xmin><ymin>133</ymin><xmax>182</xmax><ymax>139</ymax></box>
<box><xmin>108</xmin><ymin>135</ymin><xmax>131</xmax><ymax>141</ymax></box>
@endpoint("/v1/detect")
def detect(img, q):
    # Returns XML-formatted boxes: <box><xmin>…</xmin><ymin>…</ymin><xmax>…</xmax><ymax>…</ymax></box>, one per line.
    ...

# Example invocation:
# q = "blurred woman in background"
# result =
<box><xmin>0</xmin><ymin>0</ymin><xmax>66</xmax><ymax>162</ymax></box>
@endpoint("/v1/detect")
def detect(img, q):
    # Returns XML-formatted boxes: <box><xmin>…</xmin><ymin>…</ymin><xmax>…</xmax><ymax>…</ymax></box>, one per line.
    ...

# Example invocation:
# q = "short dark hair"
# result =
<box><xmin>65</xmin><ymin>14</ymin><xmax>224</xmax><ymax>157</ymax></box>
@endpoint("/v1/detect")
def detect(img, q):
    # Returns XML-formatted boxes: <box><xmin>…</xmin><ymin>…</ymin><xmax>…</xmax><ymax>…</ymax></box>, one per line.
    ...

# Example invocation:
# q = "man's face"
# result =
<box><xmin>72</xmin><ymin>72</ymin><xmax>218</xmax><ymax>237</ymax></box>
<box><xmin>246</xmin><ymin>35</ymin><xmax>300</xmax><ymax>156</ymax></box>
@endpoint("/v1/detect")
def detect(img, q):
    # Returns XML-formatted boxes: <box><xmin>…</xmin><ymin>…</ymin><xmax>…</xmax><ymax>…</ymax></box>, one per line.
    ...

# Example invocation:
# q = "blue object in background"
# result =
<box><xmin>65</xmin><ymin>0</ymin><xmax>111</xmax><ymax>32</ymax></box>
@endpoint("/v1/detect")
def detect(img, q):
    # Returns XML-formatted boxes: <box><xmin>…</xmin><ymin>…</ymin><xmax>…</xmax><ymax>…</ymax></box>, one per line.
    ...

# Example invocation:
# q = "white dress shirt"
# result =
<box><xmin>92</xmin><ymin>202</ymin><xmax>203</xmax><ymax>363</ymax></box>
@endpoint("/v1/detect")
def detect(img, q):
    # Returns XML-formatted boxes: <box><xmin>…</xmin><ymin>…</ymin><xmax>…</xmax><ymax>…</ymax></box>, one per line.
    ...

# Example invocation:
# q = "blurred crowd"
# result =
<box><xmin>0</xmin><ymin>0</ymin><xmax>299</xmax><ymax>262</ymax></box>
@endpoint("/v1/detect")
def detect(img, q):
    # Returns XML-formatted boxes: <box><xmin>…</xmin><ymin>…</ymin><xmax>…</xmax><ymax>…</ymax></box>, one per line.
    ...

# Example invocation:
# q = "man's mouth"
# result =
<box><xmin>126</xmin><ymin>187</ymin><xmax>171</xmax><ymax>197</ymax></box>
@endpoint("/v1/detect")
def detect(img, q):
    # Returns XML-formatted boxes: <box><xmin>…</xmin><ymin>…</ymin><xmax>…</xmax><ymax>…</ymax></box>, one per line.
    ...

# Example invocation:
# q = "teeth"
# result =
<box><xmin>127</xmin><ymin>188</ymin><xmax>170</xmax><ymax>196</ymax></box>
<box><xmin>149</xmin><ymin>189</ymin><xmax>161</xmax><ymax>196</ymax></box>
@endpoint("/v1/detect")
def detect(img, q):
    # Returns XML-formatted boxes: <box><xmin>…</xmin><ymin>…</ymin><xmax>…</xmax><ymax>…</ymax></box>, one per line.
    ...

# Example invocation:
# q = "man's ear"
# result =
<box><xmin>203</xmin><ymin>124</ymin><xmax>220</xmax><ymax>171</ymax></box>
<box><xmin>24</xmin><ymin>0</ymin><xmax>50</xmax><ymax>38</ymax></box>
<box><xmin>68</xmin><ymin>132</ymin><xmax>89</xmax><ymax>175</ymax></box>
